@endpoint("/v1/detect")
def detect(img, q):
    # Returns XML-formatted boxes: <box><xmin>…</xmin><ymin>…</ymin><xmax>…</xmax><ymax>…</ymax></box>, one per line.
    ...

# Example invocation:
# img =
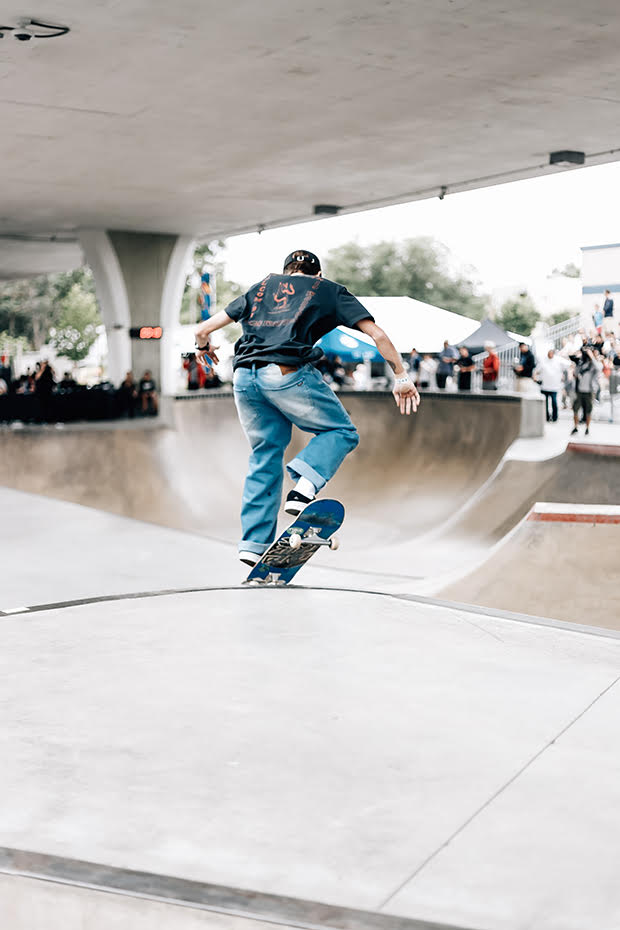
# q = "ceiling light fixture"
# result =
<box><xmin>313</xmin><ymin>204</ymin><xmax>341</xmax><ymax>216</ymax></box>
<box><xmin>0</xmin><ymin>17</ymin><xmax>70</xmax><ymax>41</ymax></box>
<box><xmin>549</xmin><ymin>150</ymin><xmax>585</xmax><ymax>167</ymax></box>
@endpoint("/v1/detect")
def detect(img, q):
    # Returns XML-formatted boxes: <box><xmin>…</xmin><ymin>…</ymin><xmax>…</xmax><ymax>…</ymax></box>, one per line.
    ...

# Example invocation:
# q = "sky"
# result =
<box><xmin>219</xmin><ymin>160</ymin><xmax>620</xmax><ymax>295</ymax></box>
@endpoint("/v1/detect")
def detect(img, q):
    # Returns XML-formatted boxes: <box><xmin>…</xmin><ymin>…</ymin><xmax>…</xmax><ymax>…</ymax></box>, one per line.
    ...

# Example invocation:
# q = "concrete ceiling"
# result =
<box><xmin>2</xmin><ymin>0</ymin><xmax>620</xmax><ymax>276</ymax></box>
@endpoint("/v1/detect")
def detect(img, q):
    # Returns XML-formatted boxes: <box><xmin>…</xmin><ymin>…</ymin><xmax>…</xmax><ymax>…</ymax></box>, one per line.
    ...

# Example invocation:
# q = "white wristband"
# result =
<box><xmin>394</xmin><ymin>374</ymin><xmax>413</xmax><ymax>386</ymax></box>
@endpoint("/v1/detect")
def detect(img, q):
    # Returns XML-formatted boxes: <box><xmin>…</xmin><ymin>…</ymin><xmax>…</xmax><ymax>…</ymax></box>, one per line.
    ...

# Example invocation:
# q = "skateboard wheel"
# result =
<box><xmin>329</xmin><ymin>535</ymin><xmax>340</xmax><ymax>551</ymax></box>
<box><xmin>289</xmin><ymin>533</ymin><xmax>302</xmax><ymax>550</ymax></box>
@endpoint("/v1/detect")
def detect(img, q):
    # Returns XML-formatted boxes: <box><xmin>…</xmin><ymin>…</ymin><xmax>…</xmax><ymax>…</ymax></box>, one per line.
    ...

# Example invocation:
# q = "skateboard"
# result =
<box><xmin>245</xmin><ymin>499</ymin><xmax>345</xmax><ymax>586</ymax></box>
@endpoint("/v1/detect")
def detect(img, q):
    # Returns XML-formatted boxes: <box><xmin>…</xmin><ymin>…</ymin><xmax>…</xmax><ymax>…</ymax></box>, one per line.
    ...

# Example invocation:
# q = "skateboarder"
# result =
<box><xmin>195</xmin><ymin>249</ymin><xmax>420</xmax><ymax>565</ymax></box>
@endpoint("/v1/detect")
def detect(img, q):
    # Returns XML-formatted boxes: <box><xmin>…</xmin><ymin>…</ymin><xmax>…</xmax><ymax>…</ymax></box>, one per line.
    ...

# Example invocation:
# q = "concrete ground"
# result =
<box><xmin>2</xmin><ymin>587</ymin><xmax>620</xmax><ymax>930</ymax></box>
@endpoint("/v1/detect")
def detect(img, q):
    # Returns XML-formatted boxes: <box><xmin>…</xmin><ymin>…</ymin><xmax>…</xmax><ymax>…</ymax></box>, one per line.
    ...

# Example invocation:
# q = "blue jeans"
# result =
<box><xmin>233</xmin><ymin>363</ymin><xmax>359</xmax><ymax>554</ymax></box>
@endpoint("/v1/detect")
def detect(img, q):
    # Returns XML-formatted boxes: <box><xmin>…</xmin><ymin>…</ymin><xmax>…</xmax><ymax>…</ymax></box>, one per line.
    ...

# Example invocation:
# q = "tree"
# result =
<box><xmin>495</xmin><ymin>295</ymin><xmax>541</xmax><ymax>336</ymax></box>
<box><xmin>551</xmin><ymin>262</ymin><xmax>580</xmax><ymax>279</ymax></box>
<box><xmin>0</xmin><ymin>267</ymin><xmax>96</xmax><ymax>350</ymax></box>
<box><xmin>547</xmin><ymin>309</ymin><xmax>576</xmax><ymax>327</ymax></box>
<box><xmin>323</xmin><ymin>238</ymin><xmax>489</xmax><ymax>320</ymax></box>
<box><xmin>49</xmin><ymin>283</ymin><xmax>101</xmax><ymax>361</ymax></box>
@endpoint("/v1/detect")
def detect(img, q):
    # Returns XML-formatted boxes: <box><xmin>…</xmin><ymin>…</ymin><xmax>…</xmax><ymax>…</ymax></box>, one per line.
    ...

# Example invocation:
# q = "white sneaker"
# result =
<box><xmin>239</xmin><ymin>550</ymin><xmax>259</xmax><ymax>567</ymax></box>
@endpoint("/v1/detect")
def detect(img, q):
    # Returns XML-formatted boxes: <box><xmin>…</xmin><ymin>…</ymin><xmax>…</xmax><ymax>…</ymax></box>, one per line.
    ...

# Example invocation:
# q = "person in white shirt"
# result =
<box><xmin>536</xmin><ymin>349</ymin><xmax>570</xmax><ymax>422</ymax></box>
<box><xmin>418</xmin><ymin>354</ymin><xmax>438</xmax><ymax>390</ymax></box>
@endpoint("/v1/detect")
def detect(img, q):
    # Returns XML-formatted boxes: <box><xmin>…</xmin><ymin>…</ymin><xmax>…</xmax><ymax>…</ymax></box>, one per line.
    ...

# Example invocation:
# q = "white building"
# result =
<box><xmin>581</xmin><ymin>243</ymin><xmax>620</xmax><ymax>319</ymax></box>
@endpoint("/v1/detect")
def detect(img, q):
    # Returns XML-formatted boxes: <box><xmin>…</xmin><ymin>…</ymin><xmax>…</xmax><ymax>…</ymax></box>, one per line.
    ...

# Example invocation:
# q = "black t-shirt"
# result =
<box><xmin>140</xmin><ymin>378</ymin><xmax>156</xmax><ymax>393</ymax></box>
<box><xmin>517</xmin><ymin>350</ymin><xmax>536</xmax><ymax>378</ymax></box>
<box><xmin>456</xmin><ymin>353</ymin><xmax>474</xmax><ymax>388</ymax></box>
<box><xmin>225</xmin><ymin>274</ymin><xmax>373</xmax><ymax>370</ymax></box>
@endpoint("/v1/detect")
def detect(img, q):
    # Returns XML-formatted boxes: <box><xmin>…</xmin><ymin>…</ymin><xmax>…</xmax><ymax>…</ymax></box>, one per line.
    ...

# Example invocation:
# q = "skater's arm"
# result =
<box><xmin>194</xmin><ymin>311</ymin><xmax>233</xmax><ymax>366</ymax></box>
<box><xmin>355</xmin><ymin>318</ymin><xmax>420</xmax><ymax>415</ymax></box>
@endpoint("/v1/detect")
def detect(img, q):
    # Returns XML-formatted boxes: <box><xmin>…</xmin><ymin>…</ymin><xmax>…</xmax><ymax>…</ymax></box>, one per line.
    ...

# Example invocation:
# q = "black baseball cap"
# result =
<box><xmin>283</xmin><ymin>249</ymin><xmax>321</xmax><ymax>272</ymax></box>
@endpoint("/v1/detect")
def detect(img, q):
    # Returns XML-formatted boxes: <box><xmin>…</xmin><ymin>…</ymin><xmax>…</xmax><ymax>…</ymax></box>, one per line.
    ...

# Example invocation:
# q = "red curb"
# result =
<box><xmin>528</xmin><ymin>511</ymin><xmax>620</xmax><ymax>524</ymax></box>
<box><xmin>567</xmin><ymin>442</ymin><xmax>620</xmax><ymax>457</ymax></box>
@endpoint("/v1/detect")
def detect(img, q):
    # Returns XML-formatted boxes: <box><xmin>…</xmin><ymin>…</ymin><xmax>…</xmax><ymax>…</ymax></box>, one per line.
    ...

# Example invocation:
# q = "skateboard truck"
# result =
<box><xmin>289</xmin><ymin>532</ymin><xmax>339</xmax><ymax>550</ymax></box>
<box><xmin>247</xmin><ymin>573</ymin><xmax>286</xmax><ymax>586</ymax></box>
<box><xmin>244</xmin><ymin>500</ymin><xmax>344</xmax><ymax>586</ymax></box>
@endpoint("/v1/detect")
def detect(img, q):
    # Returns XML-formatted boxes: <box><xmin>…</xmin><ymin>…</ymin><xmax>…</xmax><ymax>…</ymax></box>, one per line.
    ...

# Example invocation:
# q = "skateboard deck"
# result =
<box><xmin>245</xmin><ymin>498</ymin><xmax>345</xmax><ymax>585</ymax></box>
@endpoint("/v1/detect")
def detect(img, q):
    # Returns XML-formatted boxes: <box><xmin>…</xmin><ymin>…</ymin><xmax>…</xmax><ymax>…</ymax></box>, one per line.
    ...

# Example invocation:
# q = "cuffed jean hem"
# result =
<box><xmin>286</xmin><ymin>456</ymin><xmax>328</xmax><ymax>491</ymax></box>
<box><xmin>238</xmin><ymin>540</ymin><xmax>269</xmax><ymax>556</ymax></box>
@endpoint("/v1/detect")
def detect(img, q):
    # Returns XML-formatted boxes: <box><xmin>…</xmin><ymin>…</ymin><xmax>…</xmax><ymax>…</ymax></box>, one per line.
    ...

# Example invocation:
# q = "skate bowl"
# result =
<box><xmin>3</xmin><ymin>393</ymin><xmax>620</xmax><ymax>597</ymax></box>
<box><xmin>439</xmin><ymin>502</ymin><xmax>620</xmax><ymax>629</ymax></box>
<box><xmin>2</xmin><ymin>393</ymin><xmax>619</xmax><ymax>607</ymax></box>
<box><xmin>0</xmin><ymin>391</ymin><xmax>531</xmax><ymax>547</ymax></box>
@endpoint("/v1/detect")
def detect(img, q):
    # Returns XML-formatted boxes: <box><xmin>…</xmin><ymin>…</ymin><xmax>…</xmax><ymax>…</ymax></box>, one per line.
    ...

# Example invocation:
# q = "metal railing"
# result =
<box><xmin>540</xmin><ymin>313</ymin><xmax>585</xmax><ymax>349</ymax></box>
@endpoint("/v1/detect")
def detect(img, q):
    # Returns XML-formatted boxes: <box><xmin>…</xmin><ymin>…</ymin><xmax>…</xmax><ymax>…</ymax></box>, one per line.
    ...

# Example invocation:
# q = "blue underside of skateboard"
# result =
<box><xmin>245</xmin><ymin>498</ymin><xmax>345</xmax><ymax>585</ymax></box>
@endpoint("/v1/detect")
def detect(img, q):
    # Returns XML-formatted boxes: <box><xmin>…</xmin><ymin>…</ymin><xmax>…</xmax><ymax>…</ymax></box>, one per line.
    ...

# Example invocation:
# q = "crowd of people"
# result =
<box><xmin>537</xmin><ymin>328</ymin><xmax>620</xmax><ymax>434</ymax></box>
<box><xmin>3</xmin><ymin>308</ymin><xmax>619</xmax><ymax>430</ymax></box>
<box><xmin>404</xmin><ymin>320</ymin><xmax>620</xmax><ymax>434</ymax></box>
<box><xmin>406</xmin><ymin>340</ymin><xmax>503</xmax><ymax>392</ymax></box>
<box><xmin>0</xmin><ymin>362</ymin><xmax>161</xmax><ymax>423</ymax></box>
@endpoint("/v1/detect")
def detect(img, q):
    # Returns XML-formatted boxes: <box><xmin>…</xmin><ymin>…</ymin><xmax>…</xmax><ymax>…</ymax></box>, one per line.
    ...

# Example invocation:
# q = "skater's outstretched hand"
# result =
<box><xmin>392</xmin><ymin>377</ymin><xmax>420</xmax><ymax>415</ymax></box>
<box><xmin>194</xmin><ymin>310</ymin><xmax>233</xmax><ymax>368</ymax></box>
<box><xmin>354</xmin><ymin>318</ymin><xmax>420</xmax><ymax>415</ymax></box>
<box><xmin>196</xmin><ymin>344</ymin><xmax>219</xmax><ymax>367</ymax></box>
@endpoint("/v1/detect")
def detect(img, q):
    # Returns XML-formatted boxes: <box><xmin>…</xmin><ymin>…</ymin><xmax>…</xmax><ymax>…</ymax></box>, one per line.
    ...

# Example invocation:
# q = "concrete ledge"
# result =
<box><xmin>0</xmin><ymin>848</ymin><xmax>474</xmax><ymax>930</ymax></box>
<box><xmin>518</xmin><ymin>394</ymin><xmax>545</xmax><ymax>438</ymax></box>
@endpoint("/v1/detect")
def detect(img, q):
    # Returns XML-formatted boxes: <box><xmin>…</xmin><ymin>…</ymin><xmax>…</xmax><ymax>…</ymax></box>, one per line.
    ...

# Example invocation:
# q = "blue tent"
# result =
<box><xmin>316</xmin><ymin>327</ymin><xmax>382</xmax><ymax>363</ymax></box>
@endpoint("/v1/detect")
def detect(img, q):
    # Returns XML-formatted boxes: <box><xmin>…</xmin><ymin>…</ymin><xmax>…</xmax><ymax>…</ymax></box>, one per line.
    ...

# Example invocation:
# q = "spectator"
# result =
<box><xmin>203</xmin><ymin>366</ymin><xmax>222</xmax><ymax>389</ymax></box>
<box><xmin>603</xmin><ymin>289</ymin><xmax>615</xmax><ymax>333</ymax></box>
<box><xmin>352</xmin><ymin>363</ymin><xmax>371</xmax><ymax>391</ymax></box>
<box><xmin>330</xmin><ymin>355</ymin><xmax>346</xmax><ymax>389</ymax></box>
<box><xmin>418</xmin><ymin>353</ymin><xmax>437</xmax><ymax>390</ymax></box>
<box><xmin>183</xmin><ymin>353</ymin><xmax>202</xmax><ymax>391</ymax></box>
<box><xmin>139</xmin><ymin>370</ymin><xmax>158</xmax><ymax>415</ymax></box>
<box><xmin>455</xmin><ymin>346</ymin><xmax>475</xmax><ymax>392</ymax></box>
<box><xmin>592</xmin><ymin>331</ymin><xmax>605</xmax><ymax>355</ymax></box>
<box><xmin>570</xmin><ymin>346</ymin><xmax>602</xmax><ymax>436</ymax></box>
<box><xmin>481</xmin><ymin>341</ymin><xmax>500</xmax><ymax>391</ymax></box>
<box><xmin>117</xmin><ymin>371</ymin><xmax>138</xmax><ymax>418</ymax></box>
<box><xmin>513</xmin><ymin>342</ymin><xmax>536</xmax><ymax>392</ymax></box>
<box><xmin>436</xmin><ymin>340</ymin><xmax>458</xmax><ymax>390</ymax></box>
<box><xmin>408</xmin><ymin>347</ymin><xmax>421</xmax><ymax>384</ymax></box>
<box><xmin>315</xmin><ymin>353</ymin><xmax>332</xmax><ymax>383</ymax></box>
<box><xmin>536</xmin><ymin>349</ymin><xmax>569</xmax><ymax>423</ymax></box>
<box><xmin>34</xmin><ymin>360</ymin><xmax>56</xmax><ymax>421</ymax></box>
<box><xmin>592</xmin><ymin>303</ymin><xmax>603</xmax><ymax>334</ymax></box>
<box><xmin>57</xmin><ymin>371</ymin><xmax>78</xmax><ymax>392</ymax></box>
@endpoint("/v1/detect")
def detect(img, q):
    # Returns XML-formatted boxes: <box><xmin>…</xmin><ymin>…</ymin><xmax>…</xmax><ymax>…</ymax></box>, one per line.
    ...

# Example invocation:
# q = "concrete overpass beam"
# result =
<box><xmin>79</xmin><ymin>230</ymin><xmax>195</xmax><ymax>393</ymax></box>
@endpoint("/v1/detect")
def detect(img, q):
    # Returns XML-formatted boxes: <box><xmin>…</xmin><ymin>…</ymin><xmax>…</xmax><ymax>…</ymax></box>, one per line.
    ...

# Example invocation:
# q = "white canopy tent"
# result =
<box><xmin>336</xmin><ymin>296</ymin><xmax>480</xmax><ymax>354</ymax></box>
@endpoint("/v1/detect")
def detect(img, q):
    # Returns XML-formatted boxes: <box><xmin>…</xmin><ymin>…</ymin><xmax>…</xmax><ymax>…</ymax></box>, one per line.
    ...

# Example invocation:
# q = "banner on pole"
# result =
<box><xmin>197</xmin><ymin>271</ymin><xmax>214</xmax><ymax>321</ymax></box>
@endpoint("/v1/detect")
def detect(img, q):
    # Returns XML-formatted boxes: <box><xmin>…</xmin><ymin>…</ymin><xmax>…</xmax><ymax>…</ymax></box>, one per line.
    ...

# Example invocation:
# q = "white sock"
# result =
<box><xmin>294</xmin><ymin>477</ymin><xmax>316</xmax><ymax>499</ymax></box>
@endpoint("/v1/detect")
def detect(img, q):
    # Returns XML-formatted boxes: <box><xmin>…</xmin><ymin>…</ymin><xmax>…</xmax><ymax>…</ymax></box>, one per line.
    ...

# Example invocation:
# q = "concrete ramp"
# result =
<box><xmin>440</xmin><ymin>503</ymin><xmax>620</xmax><ymax>629</ymax></box>
<box><xmin>5</xmin><ymin>398</ymin><xmax>620</xmax><ymax>597</ymax></box>
<box><xmin>0</xmin><ymin>393</ymin><xmax>526</xmax><ymax>545</ymax></box>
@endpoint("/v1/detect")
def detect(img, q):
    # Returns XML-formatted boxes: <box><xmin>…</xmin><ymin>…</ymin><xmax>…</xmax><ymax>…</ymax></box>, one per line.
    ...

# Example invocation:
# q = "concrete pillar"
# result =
<box><xmin>80</xmin><ymin>230</ymin><xmax>195</xmax><ymax>394</ymax></box>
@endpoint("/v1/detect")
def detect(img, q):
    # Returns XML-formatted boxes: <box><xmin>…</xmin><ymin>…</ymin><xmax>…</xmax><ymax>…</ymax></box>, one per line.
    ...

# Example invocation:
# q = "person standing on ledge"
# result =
<box><xmin>194</xmin><ymin>249</ymin><xmax>420</xmax><ymax>566</ymax></box>
<box><xmin>603</xmin><ymin>289</ymin><xmax>615</xmax><ymax>334</ymax></box>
